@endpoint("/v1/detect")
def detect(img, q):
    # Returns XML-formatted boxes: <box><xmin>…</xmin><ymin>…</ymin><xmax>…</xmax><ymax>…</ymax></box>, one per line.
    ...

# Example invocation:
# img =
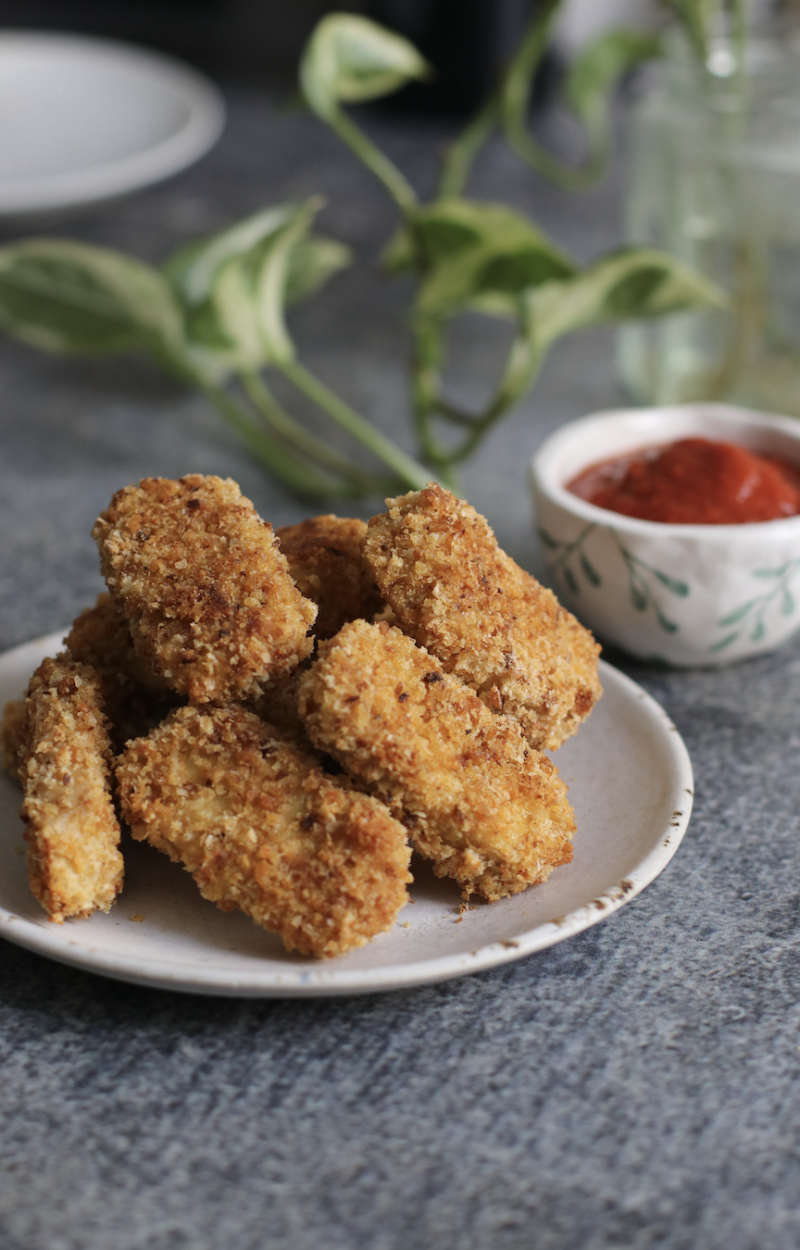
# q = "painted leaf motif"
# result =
<box><xmin>753</xmin><ymin>563</ymin><xmax>792</xmax><ymax>579</ymax></box>
<box><xmin>651</xmin><ymin>568</ymin><xmax>690</xmax><ymax>597</ymax></box>
<box><xmin>655</xmin><ymin>608</ymin><xmax>679</xmax><ymax>634</ymax></box>
<box><xmin>710</xmin><ymin>631</ymin><xmax>740</xmax><ymax>652</ymax></box>
<box><xmin>718</xmin><ymin>599</ymin><xmax>759</xmax><ymax>627</ymax></box>
<box><xmin>537</xmin><ymin>527</ymin><xmax>560</xmax><ymax>550</ymax></box>
<box><xmin>750</xmin><ymin>618</ymin><xmax>767</xmax><ymax>642</ymax></box>
<box><xmin>782</xmin><ymin>589</ymin><xmax>796</xmax><ymax>617</ymax></box>
<box><xmin>564</xmin><ymin>566</ymin><xmax>579</xmax><ymax>595</ymax></box>
<box><xmin>630</xmin><ymin>578</ymin><xmax>648</xmax><ymax>612</ymax></box>
<box><xmin>580</xmin><ymin>552</ymin><xmax>601</xmax><ymax>586</ymax></box>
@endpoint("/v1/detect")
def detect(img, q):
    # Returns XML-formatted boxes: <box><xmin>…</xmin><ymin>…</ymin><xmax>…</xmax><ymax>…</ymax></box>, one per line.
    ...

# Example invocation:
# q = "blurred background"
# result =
<box><xmin>0</xmin><ymin>0</ymin><xmax>660</xmax><ymax>98</ymax></box>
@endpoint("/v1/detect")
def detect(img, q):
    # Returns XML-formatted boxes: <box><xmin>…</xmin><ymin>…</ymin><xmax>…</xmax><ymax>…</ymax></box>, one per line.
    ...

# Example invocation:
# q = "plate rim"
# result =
<box><xmin>0</xmin><ymin>30</ymin><xmax>226</xmax><ymax>216</ymax></box>
<box><xmin>0</xmin><ymin>633</ymin><xmax>694</xmax><ymax>997</ymax></box>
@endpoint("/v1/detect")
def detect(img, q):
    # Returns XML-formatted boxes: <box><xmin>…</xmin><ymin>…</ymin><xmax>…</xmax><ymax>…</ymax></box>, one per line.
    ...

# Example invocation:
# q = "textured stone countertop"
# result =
<box><xmin>2</xmin><ymin>87</ymin><xmax>800</xmax><ymax>1250</ymax></box>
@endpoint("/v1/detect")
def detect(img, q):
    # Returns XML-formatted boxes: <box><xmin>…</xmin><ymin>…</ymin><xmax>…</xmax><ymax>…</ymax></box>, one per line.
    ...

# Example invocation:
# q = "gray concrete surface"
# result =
<box><xmin>1</xmin><ymin>87</ymin><xmax>799</xmax><ymax>1250</ymax></box>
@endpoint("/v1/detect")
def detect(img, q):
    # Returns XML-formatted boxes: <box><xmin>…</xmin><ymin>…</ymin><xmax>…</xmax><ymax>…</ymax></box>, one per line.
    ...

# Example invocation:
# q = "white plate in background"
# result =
<box><xmin>0</xmin><ymin>32</ymin><xmax>225</xmax><ymax>219</ymax></box>
<box><xmin>0</xmin><ymin>633</ymin><xmax>693</xmax><ymax>997</ymax></box>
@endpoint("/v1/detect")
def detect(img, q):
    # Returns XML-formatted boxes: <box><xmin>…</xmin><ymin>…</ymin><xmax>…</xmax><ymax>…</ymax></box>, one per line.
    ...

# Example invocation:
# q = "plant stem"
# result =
<box><xmin>729</xmin><ymin>0</ymin><xmax>746</xmax><ymax>73</ymax></box>
<box><xmin>241</xmin><ymin>371</ymin><xmax>388</xmax><ymax>492</ymax></box>
<box><xmin>437</xmin><ymin>97</ymin><xmax>500</xmax><ymax>200</ymax></box>
<box><xmin>499</xmin><ymin>0</ymin><xmax>605</xmax><ymax>192</ymax></box>
<box><xmin>198</xmin><ymin>378</ymin><xmax>365</xmax><ymax>500</ymax></box>
<box><xmin>327</xmin><ymin>107</ymin><xmax>418</xmax><ymax>216</ymax></box>
<box><xmin>277</xmin><ymin>357</ymin><xmax>432</xmax><ymax>491</ymax></box>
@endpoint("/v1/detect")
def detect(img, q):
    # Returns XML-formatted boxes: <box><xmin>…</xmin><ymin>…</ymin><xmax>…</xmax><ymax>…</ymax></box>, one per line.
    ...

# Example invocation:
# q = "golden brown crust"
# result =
<box><xmin>115</xmin><ymin>704</ymin><xmax>412</xmax><ymax>957</ymax></box>
<box><xmin>249</xmin><ymin>662</ymin><xmax>311</xmax><ymax>741</ymax></box>
<box><xmin>20</xmin><ymin>655</ymin><xmax>123</xmax><ymax>922</ymax></box>
<box><xmin>1</xmin><ymin>698</ymin><xmax>28</xmax><ymax>781</ymax></box>
<box><xmin>93</xmin><ymin>475</ymin><xmax>317</xmax><ymax>704</ymax></box>
<box><xmin>276</xmin><ymin>515</ymin><xmax>384</xmax><ymax>640</ymax></box>
<box><xmin>363</xmin><ymin>484</ymin><xmax>602</xmax><ymax>751</ymax></box>
<box><xmin>296</xmin><ymin>620</ymin><xmax>575</xmax><ymax>901</ymax></box>
<box><xmin>65</xmin><ymin>594</ymin><xmax>179</xmax><ymax>751</ymax></box>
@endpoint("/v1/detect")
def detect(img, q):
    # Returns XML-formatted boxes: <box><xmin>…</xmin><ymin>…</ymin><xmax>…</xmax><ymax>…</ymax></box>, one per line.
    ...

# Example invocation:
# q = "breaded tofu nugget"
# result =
<box><xmin>20</xmin><ymin>655</ymin><xmax>123</xmax><ymax>921</ymax></box>
<box><xmin>116</xmin><ymin>704</ymin><xmax>412</xmax><ymax>958</ymax></box>
<box><xmin>362</xmin><ymin>484</ymin><xmax>602</xmax><ymax>751</ymax></box>
<box><xmin>276</xmin><ymin>515</ymin><xmax>384</xmax><ymax>640</ymax></box>
<box><xmin>93</xmin><ymin>475</ymin><xmax>317</xmax><ymax>703</ymax></box>
<box><xmin>297</xmin><ymin>620</ymin><xmax>575</xmax><ymax>901</ymax></box>
<box><xmin>250</xmin><ymin>663</ymin><xmax>310</xmax><ymax>741</ymax></box>
<box><xmin>1</xmin><ymin>698</ymin><xmax>28</xmax><ymax>781</ymax></box>
<box><xmin>65</xmin><ymin>593</ymin><xmax>178</xmax><ymax>751</ymax></box>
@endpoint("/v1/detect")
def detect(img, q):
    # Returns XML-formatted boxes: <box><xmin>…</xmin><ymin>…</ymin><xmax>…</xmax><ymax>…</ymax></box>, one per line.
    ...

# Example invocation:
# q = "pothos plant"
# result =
<box><xmin>0</xmin><ymin>8</ymin><xmax>724</xmax><ymax>501</ymax></box>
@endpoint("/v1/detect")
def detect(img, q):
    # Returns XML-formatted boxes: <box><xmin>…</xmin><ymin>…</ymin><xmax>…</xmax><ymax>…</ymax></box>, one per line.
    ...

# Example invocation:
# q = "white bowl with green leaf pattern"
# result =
<box><xmin>530</xmin><ymin>404</ymin><xmax>800</xmax><ymax>666</ymax></box>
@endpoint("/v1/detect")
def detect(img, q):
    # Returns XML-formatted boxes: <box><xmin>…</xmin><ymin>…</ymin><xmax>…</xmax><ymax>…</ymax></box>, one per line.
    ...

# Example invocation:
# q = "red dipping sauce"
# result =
<box><xmin>567</xmin><ymin>437</ymin><xmax>800</xmax><ymax>525</ymax></box>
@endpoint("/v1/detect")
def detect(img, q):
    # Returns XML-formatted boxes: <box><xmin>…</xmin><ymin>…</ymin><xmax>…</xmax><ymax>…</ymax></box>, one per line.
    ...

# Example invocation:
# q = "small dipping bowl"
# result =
<box><xmin>529</xmin><ymin>404</ymin><xmax>800</xmax><ymax>666</ymax></box>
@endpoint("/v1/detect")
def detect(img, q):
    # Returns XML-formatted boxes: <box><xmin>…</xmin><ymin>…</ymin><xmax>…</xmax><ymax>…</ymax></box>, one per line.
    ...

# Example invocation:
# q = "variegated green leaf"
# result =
<box><xmin>409</xmin><ymin>201</ymin><xmax>575</xmax><ymax>319</ymax></box>
<box><xmin>284</xmin><ymin>235</ymin><xmax>353</xmax><ymax>305</ymax></box>
<box><xmin>0</xmin><ymin>240</ymin><xmax>183</xmax><ymax>358</ymax></box>
<box><xmin>176</xmin><ymin>201</ymin><xmax>324</xmax><ymax>379</ymax></box>
<box><xmin>524</xmin><ymin>247</ymin><xmax>726</xmax><ymax>352</ymax></box>
<box><xmin>163</xmin><ymin>206</ymin><xmax>295</xmax><ymax>306</ymax></box>
<box><xmin>300</xmin><ymin>14</ymin><xmax>429</xmax><ymax>121</ymax></box>
<box><xmin>564</xmin><ymin>28</ymin><xmax>661</xmax><ymax>143</ymax></box>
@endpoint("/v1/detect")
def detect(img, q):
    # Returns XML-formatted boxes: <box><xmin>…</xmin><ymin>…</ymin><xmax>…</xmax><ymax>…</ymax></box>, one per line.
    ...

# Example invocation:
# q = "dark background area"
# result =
<box><xmin>0</xmin><ymin>0</ymin><xmax>541</xmax><ymax>110</ymax></box>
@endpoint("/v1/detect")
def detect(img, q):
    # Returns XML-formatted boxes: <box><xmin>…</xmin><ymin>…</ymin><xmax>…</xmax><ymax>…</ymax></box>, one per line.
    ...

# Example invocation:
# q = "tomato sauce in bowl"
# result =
<box><xmin>566</xmin><ymin>436</ymin><xmax>800</xmax><ymax>525</ymax></box>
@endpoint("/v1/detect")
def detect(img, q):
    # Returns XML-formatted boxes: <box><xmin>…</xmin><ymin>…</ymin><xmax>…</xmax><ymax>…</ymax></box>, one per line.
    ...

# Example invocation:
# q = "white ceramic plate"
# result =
<box><xmin>0</xmin><ymin>632</ymin><xmax>693</xmax><ymax>997</ymax></box>
<box><xmin>0</xmin><ymin>32</ymin><xmax>225</xmax><ymax>219</ymax></box>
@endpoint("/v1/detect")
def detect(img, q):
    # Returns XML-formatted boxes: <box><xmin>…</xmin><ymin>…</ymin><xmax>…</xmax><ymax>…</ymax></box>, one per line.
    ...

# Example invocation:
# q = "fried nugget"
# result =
<box><xmin>116</xmin><ymin>704</ymin><xmax>412</xmax><ymax>957</ymax></box>
<box><xmin>20</xmin><ymin>655</ymin><xmax>123</xmax><ymax>921</ymax></box>
<box><xmin>276</xmin><ymin>515</ymin><xmax>384</xmax><ymax>640</ymax></box>
<box><xmin>1</xmin><ymin>698</ymin><xmax>28</xmax><ymax>781</ymax></box>
<box><xmin>93</xmin><ymin>475</ymin><xmax>317</xmax><ymax>703</ymax></box>
<box><xmin>297</xmin><ymin>620</ymin><xmax>575</xmax><ymax>901</ymax></box>
<box><xmin>250</xmin><ymin>662</ymin><xmax>311</xmax><ymax>741</ymax></box>
<box><xmin>65</xmin><ymin>594</ymin><xmax>179</xmax><ymax>751</ymax></box>
<box><xmin>362</xmin><ymin>483</ymin><xmax>602</xmax><ymax>751</ymax></box>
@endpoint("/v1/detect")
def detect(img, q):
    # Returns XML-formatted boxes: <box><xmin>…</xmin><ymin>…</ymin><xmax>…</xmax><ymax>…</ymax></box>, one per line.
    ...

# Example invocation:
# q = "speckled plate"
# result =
<box><xmin>0</xmin><ymin>632</ymin><xmax>693</xmax><ymax>997</ymax></box>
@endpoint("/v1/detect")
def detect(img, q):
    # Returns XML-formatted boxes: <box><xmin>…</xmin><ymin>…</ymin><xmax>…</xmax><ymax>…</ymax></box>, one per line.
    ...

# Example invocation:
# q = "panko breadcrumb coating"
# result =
<box><xmin>362</xmin><ymin>483</ymin><xmax>602</xmax><ymax>751</ymax></box>
<box><xmin>297</xmin><ymin>620</ymin><xmax>575</xmax><ymax>901</ymax></box>
<box><xmin>1</xmin><ymin>698</ymin><xmax>28</xmax><ymax>781</ymax></box>
<box><xmin>93</xmin><ymin>475</ymin><xmax>317</xmax><ymax>704</ymax></box>
<box><xmin>277</xmin><ymin>515</ymin><xmax>384</xmax><ymax>640</ymax></box>
<box><xmin>20</xmin><ymin>655</ymin><xmax>123</xmax><ymax>921</ymax></box>
<box><xmin>116</xmin><ymin>704</ymin><xmax>412</xmax><ymax>957</ymax></box>
<box><xmin>250</xmin><ymin>663</ymin><xmax>311</xmax><ymax>741</ymax></box>
<box><xmin>65</xmin><ymin>593</ymin><xmax>179</xmax><ymax>751</ymax></box>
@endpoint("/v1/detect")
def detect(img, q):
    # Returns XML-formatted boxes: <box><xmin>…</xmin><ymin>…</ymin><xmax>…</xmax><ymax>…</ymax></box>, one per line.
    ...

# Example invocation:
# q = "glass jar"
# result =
<box><xmin>617</xmin><ymin>26</ymin><xmax>800</xmax><ymax>416</ymax></box>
